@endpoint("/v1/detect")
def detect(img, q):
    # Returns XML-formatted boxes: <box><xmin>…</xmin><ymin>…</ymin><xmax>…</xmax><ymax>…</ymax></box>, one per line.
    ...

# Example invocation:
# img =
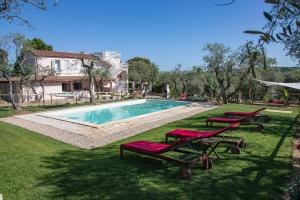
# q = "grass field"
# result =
<box><xmin>0</xmin><ymin>104</ymin><xmax>298</xmax><ymax>200</ymax></box>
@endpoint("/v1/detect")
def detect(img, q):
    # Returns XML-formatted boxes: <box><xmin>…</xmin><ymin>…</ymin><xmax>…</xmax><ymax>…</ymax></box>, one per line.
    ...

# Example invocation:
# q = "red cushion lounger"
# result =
<box><xmin>223</xmin><ymin>111</ymin><xmax>259</xmax><ymax>117</ymax></box>
<box><xmin>206</xmin><ymin>108</ymin><xmax>269</xmax><ymax>129</ymax></box>
<box><xmin>166</xmin><ymin>123</ymin><xmax>244</xmax><ymax>158</ymax></box>
<box><xmin>166</xmin><ymin>123</ymin><xmax>240</xmax><ymax>140</ymax></box>
<box><xmin>120</xmin><ymin>137</ymin><xmax>211</xmax><ymax>180</ymax></box>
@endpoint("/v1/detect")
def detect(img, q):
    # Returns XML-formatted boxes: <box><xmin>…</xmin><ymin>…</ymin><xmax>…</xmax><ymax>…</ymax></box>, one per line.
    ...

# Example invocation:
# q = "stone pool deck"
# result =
<box><xmin>0</xmin><ymin>102</ymin><xmax>217</xmax><ymax>149</ymax></box>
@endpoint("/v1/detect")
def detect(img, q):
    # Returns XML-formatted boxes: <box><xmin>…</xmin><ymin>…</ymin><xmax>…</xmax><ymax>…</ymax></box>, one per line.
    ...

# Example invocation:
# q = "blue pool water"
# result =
<box><xmin>58</xmin><ymin>100</ymin><xmax>188</xmax><ymax>125</ymax></box>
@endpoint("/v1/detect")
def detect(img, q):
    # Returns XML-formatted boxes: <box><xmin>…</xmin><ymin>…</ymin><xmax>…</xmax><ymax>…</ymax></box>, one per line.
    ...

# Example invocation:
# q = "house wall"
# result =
<box><xmin>0</xmin><ymin>82</ymin><xmax>10</xmax><ymax>101</ymax></box>
<box><xmin>36</xmin><ymin>57</ymin><xmax>85</xmax><ymax>76</ymax></box>
<box><xmin>23</xmin><ymin>82</ymin><xmax>63</xmax><ymax>101</ymax></box>
<box><xmin>25</xmin><ymin>51</ymin><xmax>129</xmax><ymax>94</ymax></box>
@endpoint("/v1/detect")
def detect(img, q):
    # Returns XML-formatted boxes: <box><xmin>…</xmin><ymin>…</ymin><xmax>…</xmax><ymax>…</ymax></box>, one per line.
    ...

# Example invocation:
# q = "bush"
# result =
<box><xmin>186</xmin><ymin>96</ymin><xmax>208</xmax><ymax>102</ymax></box>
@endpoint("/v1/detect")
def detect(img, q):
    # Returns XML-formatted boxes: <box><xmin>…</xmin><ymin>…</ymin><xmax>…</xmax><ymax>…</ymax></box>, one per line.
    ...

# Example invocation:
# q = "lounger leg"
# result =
<box><xmin>208</xmin><ymin>143</ymin><xmax>221</xmax><ymax>159</ymax></box>
<box><xmin>256</xmin><ymin>124</ymin><xmax>263</xmax><ymax>131</ymax></box>
<box><xmin>202</xmin><ymin>155</ymin><xmax>213</xmax><ymax>169</ymax></box>
<box><xmin>231</xmin><ymin>146</ymin><xmax>240</xmax><ymax>154</ymax></box>
<box><xmin>239</xmin><ymin>139</ymin><xmax>247</xmax><ymax>148</ymax></box>
<box><xmin>181</xmin><ymin>167</ymin><xmax>192</xmax><ymax>180</ymax></box>
<box><xmin>120</xmin><ymin>147</ymin><xmax>124</xmax><ymax>159</ymax></box>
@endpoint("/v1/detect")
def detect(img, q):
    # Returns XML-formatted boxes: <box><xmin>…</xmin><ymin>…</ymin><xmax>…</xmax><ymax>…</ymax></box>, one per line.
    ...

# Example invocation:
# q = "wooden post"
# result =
<box><xmin>121</xmin><ymin>90</ymin><xmax>123</xmax><ymax>99</ymax></box>
<box><xmin>42</xmin><ymin>93</ymin><xmax>45</xmax><ymax>106</ymax></box>
<box><xmin>50</xmin><ymin>93</ymin><xmax>52</xmax><ymax>105</ymax></box>
<box><xmin>71</xmin><ymin>81</ymin><xmax>74</xmax><ymax>92</ymax></box>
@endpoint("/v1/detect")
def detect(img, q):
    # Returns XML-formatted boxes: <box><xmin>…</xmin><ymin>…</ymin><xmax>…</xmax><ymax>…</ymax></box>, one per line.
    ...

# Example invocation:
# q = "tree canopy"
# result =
<box><xmin>27</xmin><ymin>38</ymin><xmax>53</xmax><ymax>51</ymax></box>
<box><xmin>0</xmin><ymin>0</ymin><xmax>57</xmax><ymax>27</ymax></box>
<box><xmin>244</xmin><ymin>0</ymin><xmax>300</xmax><ymax>64</ymax></box>
<box><xmin>128</xmin><ymin>57</ymin><xmax>159</xmax><ymax>84</ymax></box>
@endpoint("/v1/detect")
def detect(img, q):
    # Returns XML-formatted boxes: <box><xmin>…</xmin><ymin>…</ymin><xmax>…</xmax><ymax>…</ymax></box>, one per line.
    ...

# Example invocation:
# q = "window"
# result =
<box><xmin>62</xmin><ymin>83</ymin><xmax>71</xmax><ymax>92</ymax></box>
<box><xmin>51</xmin><ymin>60</ymin><xmax>61</xmax><ymax>72</ymax></box>
<box><xmin>73</xmin><ymin>82</ymin><xmax>82</xmax><ymax>91</ymax></box>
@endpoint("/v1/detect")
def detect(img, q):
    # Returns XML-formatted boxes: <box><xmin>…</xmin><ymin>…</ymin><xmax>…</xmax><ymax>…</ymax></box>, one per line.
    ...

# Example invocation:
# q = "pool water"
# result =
<box><xmin>58</xmin><ymin>100</ymin><xmax>188</xmax><ymax>125</ymax></box>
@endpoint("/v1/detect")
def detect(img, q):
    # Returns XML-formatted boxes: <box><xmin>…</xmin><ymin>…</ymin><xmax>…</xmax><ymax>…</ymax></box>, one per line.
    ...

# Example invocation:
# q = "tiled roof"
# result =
<box><xmin>31</xmin><ymin>50</ymin><xmax>95</xmax><ymax>60</ymax></box>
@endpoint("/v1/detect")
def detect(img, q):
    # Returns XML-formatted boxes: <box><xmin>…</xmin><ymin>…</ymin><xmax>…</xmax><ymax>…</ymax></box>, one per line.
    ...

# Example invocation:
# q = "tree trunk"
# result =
<box><xmin>248</xmin><ymin>80</ymin><xmax>253</xmax><ymax>104</ymax></box>
<box><xmin>140</xmin><ymin>82</ymin><xmax>144</xmax><ymax>98</ymax></box>
<box><xmin>221</xmin><ymin>92</ymin><xmax>228</xmax><ymax>104</ymax></box>
<box><xmin>30</xmin><ymin>81</ymin><xmax>39</xmax><ymax>102</ymax></box>
<box><xmin>8</xmin><ymin>79</ymin><xmax>22</xmax><ymax>111</ymax></box>
<box><xmin>88</xmin><ymin>74</ymin><xmax>94</xmax><ymax>103</ymax></box>
<box><xmin>39</xmin><ymin>81</ymin><xmax>45</xmax><ymax>105</ymax></box>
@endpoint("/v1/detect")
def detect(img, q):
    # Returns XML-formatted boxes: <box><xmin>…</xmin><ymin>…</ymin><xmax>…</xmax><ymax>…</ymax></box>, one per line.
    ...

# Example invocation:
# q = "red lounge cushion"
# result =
<box><xmin>207</xmin><ymin>117</ymin><xmax>240</xmax><ymax>123</ymax></box>
<box><xmin>121</xmin><ymin>141</ymin><xmax>170</xmax><ymax>154</ymax></box>
<box><xmin>224</xmin><ymin>112</ymin><xmax>253</xmax><ymax>116</ymax></box>
<box><xmin>167</xmin><ymin>129</ymin><xmax>218</xmax><ymax>138</ymax></box>
<box><xmin>269</xmin><ymin>99</ymin><xmax>284</xmax><ymax>104</ymax></box>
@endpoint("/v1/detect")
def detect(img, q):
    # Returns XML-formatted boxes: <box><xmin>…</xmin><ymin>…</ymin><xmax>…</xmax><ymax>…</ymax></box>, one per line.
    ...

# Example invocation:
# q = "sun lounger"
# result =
<box><xmin>166</xmin><ymin>123</ymin><xmax>244</xmax><ymax>158</ymax></box>
<box><xmin>120</xmin><ymin>136</ymin><xmax>212</xmax><ymax>180</ymax></box>
<box><xmin>223</xmin><ymin>111</ymin><xmax>259</xmax><ymax>117</ymax></box>
<box><xmin>206</xmin><ymin>108</ymin><xmax>270</xmax><ymax>129</ymax></box>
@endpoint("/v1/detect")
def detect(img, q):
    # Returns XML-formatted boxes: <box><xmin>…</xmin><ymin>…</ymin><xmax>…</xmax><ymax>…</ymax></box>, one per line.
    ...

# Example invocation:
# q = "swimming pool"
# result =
<box><xmin>48</xmin><ymin>99</ymin><xmax>188</xmax><ymax>125</ymax></box>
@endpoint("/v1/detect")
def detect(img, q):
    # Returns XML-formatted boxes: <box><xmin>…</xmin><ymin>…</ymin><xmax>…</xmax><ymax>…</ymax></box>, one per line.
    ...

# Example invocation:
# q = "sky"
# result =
<box><xmin>1</xmin><ymin>0</ymin><xmax>298</xmax><ymax>70</ymax></box>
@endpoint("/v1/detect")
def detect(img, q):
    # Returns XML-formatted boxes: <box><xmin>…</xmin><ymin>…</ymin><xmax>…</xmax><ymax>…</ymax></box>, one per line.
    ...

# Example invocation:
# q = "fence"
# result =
<box><xmin>0</xmin><ymin>91</ymin><xmax>129</xmax><ymax>107</ymax></box>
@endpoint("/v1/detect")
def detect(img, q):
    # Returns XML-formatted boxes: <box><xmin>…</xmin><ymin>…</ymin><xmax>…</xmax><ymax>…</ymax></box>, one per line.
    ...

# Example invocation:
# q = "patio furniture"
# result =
<box><xmin>165</xmin><ymin>123</ymin><xmax>244</xmax><ymax>158</ymax></box>
<box><xmin>179</xmin><ymin>92</ymin><xmax>187</xmax><ymax>101</ymax></box>
<box><xmin>120</xmin><ymin>137</ymin><xmax>212</xmax><ymax>180</ymax></box>
<box><xmin>206</xmin><ymin>108</ymin><xmax>270</xmax><ymax>129</ymax></box>
<box><xmin>223</xmin><ymin>111</ymin><xmax>262</xmax><ymax>118</ymax></box>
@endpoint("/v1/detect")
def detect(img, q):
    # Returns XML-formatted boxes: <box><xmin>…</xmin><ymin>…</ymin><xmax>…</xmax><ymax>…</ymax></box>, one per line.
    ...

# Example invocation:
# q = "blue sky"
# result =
<box><xmin>1</xmin><ymin>0</ymin><xmax>298</xmax><ymax>70</ymax></box>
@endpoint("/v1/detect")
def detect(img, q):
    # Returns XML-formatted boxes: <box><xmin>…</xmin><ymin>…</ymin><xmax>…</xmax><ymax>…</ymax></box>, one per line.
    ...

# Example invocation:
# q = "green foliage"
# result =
<box><xmin>27</xmin><ymin>38</ymin><xmax>53</xmax><ymax>51</ymax></box>
<box><xmin>281</xmin><ymin>88</ymin><xmax>289</xmax><ymax>107</ymax></box>
<box><xmin>245</xmin><ymin>0</ymin><xmax>300</xmax><ymax>64</ymax></box>
<box><xmin>0</xmin><ymin>0</ymin><xmax>56</xmax><ymax>27</ymax></box>
<box><xmin>93</xmin><ymin>67</ymin><xmax>110</xmax><ymax>92</ymax></box>
<box><xmin>128</xmin><ymin>57</ymin><xmax>159</xmax><ymax>83</ymax></box>
<box><xmin>263</xmin><ymin>94</ymin><xmax>271</xmax><ymax>105</ymax></box>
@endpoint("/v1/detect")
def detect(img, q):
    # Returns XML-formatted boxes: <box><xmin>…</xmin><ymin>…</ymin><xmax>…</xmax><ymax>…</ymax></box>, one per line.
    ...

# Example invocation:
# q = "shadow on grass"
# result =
<box><xmin>37</xmin><ymin>110</ymin><xmax>299</xmax><ymax>200</ymax></box>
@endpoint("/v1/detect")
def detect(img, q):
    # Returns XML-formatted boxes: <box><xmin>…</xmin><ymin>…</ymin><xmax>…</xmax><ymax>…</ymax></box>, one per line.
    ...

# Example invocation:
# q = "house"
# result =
<box><xmin>0</xmin><ymin>50</ymin><xmax>128</xmax><ymax>102</ymax></box>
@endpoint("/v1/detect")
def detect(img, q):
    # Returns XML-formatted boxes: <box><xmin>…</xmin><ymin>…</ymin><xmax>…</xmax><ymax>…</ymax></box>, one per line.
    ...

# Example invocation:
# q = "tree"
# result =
<box><xmin>0</xmin><ymin>47</ymin><xmax>22</xmax><ymax>110</ymax></box>
<box><xmin>0</xmin><ymin>33</ymin><xmax>32</xmax><ymax>111</ymax></box>
<box><xmin>203</xmin><ymin>43</ymin><xmax>237</xmax><ymax>104</ymax></box>
<box><xmin>27</xmin><ymin>38</ymin><xmax>53</xmax><ymax>51</ymax></box>
<box><xmin>93</xmin><ymin>67</ymin><xmax>110</xmax><ymax>99</ymax></box>
<box><xmin>244</xmin><ymin>0</ymin><xmax>300</xmax><ymax>64</ymax></box>
<box><xmin>0</xmin><ymin>0</ymin><xmax>57</xmax><ymax>27</ymax></box>
<box><xmin>203</xmin><ymin>42</ymin><xmax>276</xmax><ymax>104</ymax></box>
<box><xmin>81</xmin><ymin>59</ymin><xmax>95</xmax><ymax>103</ymax></box>
<box><xmin>128</xmin><ymin>57</ymin><xmax>159</xmax><ymax>97</ymax></box>
<box><xmin>30</xmin><ymin>65</ymin><xmax>55</xmax><ymax>104</ymax></box>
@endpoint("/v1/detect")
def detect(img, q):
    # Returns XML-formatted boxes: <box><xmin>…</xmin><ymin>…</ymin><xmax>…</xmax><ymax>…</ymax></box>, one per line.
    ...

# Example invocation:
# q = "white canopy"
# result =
<box><xmin>255</xmin><ymin>80</ymin><xmax>300</xmax><ymax>90</ymax></box>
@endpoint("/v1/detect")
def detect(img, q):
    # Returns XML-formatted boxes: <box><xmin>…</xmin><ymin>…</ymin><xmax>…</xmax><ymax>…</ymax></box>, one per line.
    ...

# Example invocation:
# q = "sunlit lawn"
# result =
<box><xmin>0</xmin><ymin>104</ymin><xmax>298</xmax><ymax>200</ymax></box>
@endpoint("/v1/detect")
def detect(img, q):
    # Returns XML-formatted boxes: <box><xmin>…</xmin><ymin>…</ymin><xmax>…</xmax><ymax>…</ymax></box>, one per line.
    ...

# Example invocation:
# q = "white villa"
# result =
<box><xmin>0</xmin><ymin>50</ymin><xmax>128</xmax><ymax>102</ymax></box>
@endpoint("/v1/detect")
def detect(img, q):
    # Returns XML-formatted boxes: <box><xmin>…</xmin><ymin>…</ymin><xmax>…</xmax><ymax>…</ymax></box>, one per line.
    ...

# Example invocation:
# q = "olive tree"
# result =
<box><xmin>0</xmin><ymin>0</ymin><xmax>57</xmax><ymax>27</ymax></box>
<box><xmin>128</xmin><ymin>57</ymin><xmax>159</xmax><ymax>97</ymax></box>
<box><xmin>0</xmin><ymin>33</ymin><xmax>33</xmax><ymax>110</ymax></box>
<box><xmin>81</xmin><ymin>59</ymin><xmax>96</xmax><ymax>103</ymax></box>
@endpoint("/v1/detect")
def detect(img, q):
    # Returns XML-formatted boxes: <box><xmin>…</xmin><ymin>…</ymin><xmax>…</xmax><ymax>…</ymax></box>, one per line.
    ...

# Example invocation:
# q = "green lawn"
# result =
<box><xmin>0</xmin><ymin>104</ymin><xmax>298</xmax><ymax>200</ymax></box>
